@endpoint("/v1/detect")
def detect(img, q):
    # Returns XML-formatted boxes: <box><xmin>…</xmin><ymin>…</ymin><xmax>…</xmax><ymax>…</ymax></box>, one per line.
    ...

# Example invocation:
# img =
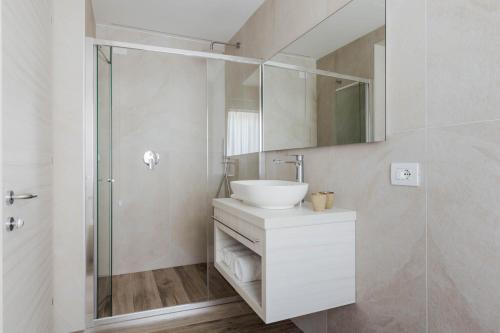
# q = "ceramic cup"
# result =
<box><xmin>321</xmin><ymin>191</ymin><xmax>335</xmax><ymax>209</ymax></box>
<box><xmin>311</xmin><ymin>192</ymin><xmax>327</xmax><ymax>212</ymax></box>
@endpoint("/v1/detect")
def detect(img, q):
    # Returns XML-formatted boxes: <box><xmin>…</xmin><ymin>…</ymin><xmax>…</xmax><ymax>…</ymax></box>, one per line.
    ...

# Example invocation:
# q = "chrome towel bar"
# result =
<box><xmin>211</xmin><ymin>216</ymin><xmax>260</xmax><ymax>244</ymax></box>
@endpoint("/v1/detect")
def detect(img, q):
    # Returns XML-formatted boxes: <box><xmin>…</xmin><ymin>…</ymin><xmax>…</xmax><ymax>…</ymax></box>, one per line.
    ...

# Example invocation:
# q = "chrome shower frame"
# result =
<box><xmin>84</xmin><ymin>37</ymin><xmax>262</xmax><ymax>329</ymax></box>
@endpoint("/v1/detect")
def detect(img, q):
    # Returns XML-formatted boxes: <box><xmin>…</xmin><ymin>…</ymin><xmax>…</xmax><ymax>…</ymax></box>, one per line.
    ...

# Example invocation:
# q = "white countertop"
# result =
<box><xmin>213</xmin><ymin>198</ymin><xmax>356</xmax><ymax>229</ymax></box>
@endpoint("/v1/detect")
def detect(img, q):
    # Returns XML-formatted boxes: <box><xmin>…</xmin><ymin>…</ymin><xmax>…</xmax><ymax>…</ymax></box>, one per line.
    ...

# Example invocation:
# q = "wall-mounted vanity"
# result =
<box><xmin>213</xmin><ymin>198</ymin><xmax>356</xmax><ymax>323</ymax></box>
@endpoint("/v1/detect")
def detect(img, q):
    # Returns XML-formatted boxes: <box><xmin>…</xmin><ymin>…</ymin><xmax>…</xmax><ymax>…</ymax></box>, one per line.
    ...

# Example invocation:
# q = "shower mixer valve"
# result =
<box><xmin>143</xmin><ymin>150</ymin><xmax>160</xmax><ymax>170</ymax></box>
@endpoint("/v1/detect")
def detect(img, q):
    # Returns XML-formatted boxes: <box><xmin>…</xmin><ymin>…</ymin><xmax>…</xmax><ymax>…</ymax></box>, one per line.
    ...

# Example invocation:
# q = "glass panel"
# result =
<box><xmin>334</xmin><ymin>81</ymin><xmax>367</xmax><ymax>145</ymax></box>
<box><xmin>109</xmin><ymin>47</ymin><xmax>211</xmax><ymax>314</ymax></box>
<box><xmin>315</xmin><ymin>74</ymin><xmax>368</xmax><ymax>146</ymax></box>
<box><xmin>96</xmin><ymin>45</ymin><xmax>112</xmax><ymax>318</ymax></box>
<box><xmin>95</xmin><ymin>46</ymin><xmax>250</xmax><ymax>319</ymax></box>
<box><xmin>206</xmin><ymin>59</ymin><xmax>261</xmax><ymax>300</ymax></box>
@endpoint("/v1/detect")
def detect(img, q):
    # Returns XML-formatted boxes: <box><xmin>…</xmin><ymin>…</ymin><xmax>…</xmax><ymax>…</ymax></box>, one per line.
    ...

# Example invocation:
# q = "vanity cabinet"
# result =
<box><xmin>212</xmin><ymin>198</ymin><xmax>356</xmax><ymax>323</ymax></box>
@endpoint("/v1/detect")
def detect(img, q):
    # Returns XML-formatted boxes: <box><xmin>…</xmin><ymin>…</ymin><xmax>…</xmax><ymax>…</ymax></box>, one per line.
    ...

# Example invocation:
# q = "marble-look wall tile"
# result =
<box><xmin>263</xmin><ymin>65</ymin><xmax>314</xmax><ymax>151</ymax></box>
<box><xmin>272</xmin><ymin>0</ymin><xmax>329</xmax><ymax>50</ymax></box>
<box><xmin>324</xmin><ymin>131</ymin><xmax>426</xmax><ymax>332</ymax></box>
<box><xmin>228</xmin><ymin>0</ymin><xmax>276</xmax><ymax>59</ymax></box>
<box><xmin>96</xmin><ymin>25</ymin><xmax>224</xmax><ymax>53</ymax></box>
<box><xmin>85</xmin><ymin>0</ymin><xmax>96</xmax><ymax>37</ymax></box>
<box><xmin>386</xmin><ymin>0</ymin><xmax>426</xmax><ymax>133</ymax></box>
<box><xmin>292</xmin><ymin>311</ymin><xmax>328</xmax><ymax>333</ymax></box>
<box><xmin>427</xmin><ymin>0</ymin><xmax>500</xmax><ymax>127</ymax></box>
<box><xmin>110</xmin><ymin>48</ymin><xmax>208</xmax><ymax>274</ymax></box>
<box><xmin>428</xmin><ymin>121</ymin><xmax>500</xmax><ymax>333</ymax></box>
<box><xmin>228</xmin><ymin>0</ymin><xmax>352</xmax><ymax>60</ymax></box>
<box><xmin>266</xmin><ymin>131</ymin><xmax>427</xmax><ymax>332</ymax></box>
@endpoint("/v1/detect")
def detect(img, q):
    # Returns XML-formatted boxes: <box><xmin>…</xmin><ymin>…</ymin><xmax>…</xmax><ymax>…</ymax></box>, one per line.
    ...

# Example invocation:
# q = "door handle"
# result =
<box><xmin>5</xmin><ymin>190</ymin><xmax>38</xmax><ymax>205</ymax></box>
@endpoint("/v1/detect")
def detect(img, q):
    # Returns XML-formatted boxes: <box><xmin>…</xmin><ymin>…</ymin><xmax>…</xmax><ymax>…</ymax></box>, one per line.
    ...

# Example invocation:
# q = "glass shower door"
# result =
<box><xmin>96</xmin><ymin>45</ymin><xmax>113</xmax><ymax>318</ymax></box>
<box><xmin>335</xmin><ymin>81</ymin><xmax>367</xmax><ymax>144</ymax></box>
<box><xmin>103</xmin><ymin>47</ymin><xmax>214</xmax><ymax>317</ymax></box>
<box><xmin>95</xmin><ymin>45</ymin><xmax>248</xmax><ymax>320</ymax></box>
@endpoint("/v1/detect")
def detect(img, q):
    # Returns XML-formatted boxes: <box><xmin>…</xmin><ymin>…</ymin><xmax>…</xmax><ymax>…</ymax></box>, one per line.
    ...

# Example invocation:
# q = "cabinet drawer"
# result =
<box><xmin>213</xmin><ymin>208</ymin><xmax>264</xmax><ymax>255</ymax></box>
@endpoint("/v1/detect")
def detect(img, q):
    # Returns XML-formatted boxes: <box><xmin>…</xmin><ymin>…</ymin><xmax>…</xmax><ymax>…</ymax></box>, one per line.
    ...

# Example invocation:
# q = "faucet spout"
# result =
<box><xmin>272</xmin><ymin>154</ymin><xmax>304</xmax><ymax>184</ymax></box>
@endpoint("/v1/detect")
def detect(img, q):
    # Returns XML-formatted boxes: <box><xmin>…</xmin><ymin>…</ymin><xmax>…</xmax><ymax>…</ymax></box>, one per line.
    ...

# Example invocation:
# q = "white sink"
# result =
<box><xmin>230</xmin><ymin>180</ymin><xmax>308</xmax><ymax>209</ymax></box>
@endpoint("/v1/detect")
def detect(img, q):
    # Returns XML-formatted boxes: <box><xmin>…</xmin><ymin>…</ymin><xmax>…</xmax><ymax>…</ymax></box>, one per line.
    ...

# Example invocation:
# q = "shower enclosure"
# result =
<box><xmin>89</xmin><ymin>40</ymin><xmax>261</xmax><ymax>321</ymax></box>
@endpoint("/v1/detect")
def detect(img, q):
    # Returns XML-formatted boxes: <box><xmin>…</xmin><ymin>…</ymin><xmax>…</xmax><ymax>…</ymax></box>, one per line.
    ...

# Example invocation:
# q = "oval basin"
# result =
<box><xmin>231</xmin><ymin>180</ymin><xmax>308</xmax><ymax>209</ymax></box>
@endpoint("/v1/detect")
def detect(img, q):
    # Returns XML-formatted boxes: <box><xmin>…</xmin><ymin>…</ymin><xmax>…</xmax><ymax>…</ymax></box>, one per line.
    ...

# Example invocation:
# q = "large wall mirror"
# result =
<box><xmin>262</xmin><ymin>0</ymin><xmax>386</xmax><ymax>151</ymax></box>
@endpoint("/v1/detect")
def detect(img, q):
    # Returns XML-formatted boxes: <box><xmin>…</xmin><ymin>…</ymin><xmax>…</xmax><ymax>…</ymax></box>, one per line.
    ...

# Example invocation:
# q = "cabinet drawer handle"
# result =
<box><xmin>211</xmin><ymin>216</ymin><xmax>260</xmax><ymax>244</ymax></box>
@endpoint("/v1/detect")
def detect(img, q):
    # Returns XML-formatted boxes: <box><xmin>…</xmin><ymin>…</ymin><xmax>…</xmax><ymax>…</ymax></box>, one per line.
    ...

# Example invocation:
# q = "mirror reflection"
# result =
<box><xmin>224</xmin><ymin>62</ymin><xmax>261</xmax><ymax>156</ymax></box>
<box><xmin>263</xmin><ymin>0</ymin><xmax>386</xmax><ymax>151</ymax></box>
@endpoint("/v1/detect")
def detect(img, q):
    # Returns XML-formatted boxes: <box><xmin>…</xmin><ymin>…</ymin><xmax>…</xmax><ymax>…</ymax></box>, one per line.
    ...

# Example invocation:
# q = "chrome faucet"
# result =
<box><xmin>273</xmin><ymin>154</ymin><xmax>304</xmax><ymax>183</ymax></box>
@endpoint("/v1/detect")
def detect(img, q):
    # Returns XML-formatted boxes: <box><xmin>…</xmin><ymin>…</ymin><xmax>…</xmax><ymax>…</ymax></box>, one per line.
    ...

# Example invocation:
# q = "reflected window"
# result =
<box><xmin>226</xmin><ymin>110</ymin><xmax>259</xmax><ymax>156</ymax></box>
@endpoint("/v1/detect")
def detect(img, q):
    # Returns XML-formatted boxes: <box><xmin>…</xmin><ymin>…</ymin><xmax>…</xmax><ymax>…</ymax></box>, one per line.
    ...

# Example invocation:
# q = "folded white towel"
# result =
<box><xmin>222</xmin><ymin>244</ymin><xmax>249</xmax><ymax>267</ymax></box>
<box><xmin>233</xmin><ymin>252</ymin><xmax>261</xmax><ymax>283</ymax></box>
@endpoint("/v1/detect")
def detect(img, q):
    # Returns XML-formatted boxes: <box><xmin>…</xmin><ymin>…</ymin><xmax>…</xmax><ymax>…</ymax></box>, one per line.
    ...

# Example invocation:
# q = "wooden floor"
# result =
<box><xmin>87</xmin><ymin>302</ymin><xmax>301</xmax><ymax>333</ymax></box>
<box><xmin>97</xmin><ymin>263</ymin><xmax>238</xmax><ymax>318</ymax></box>
<box><xmin>157</xmin><ymin>314</ymin><xmax>302</xmax><ymax>333</ymax></box>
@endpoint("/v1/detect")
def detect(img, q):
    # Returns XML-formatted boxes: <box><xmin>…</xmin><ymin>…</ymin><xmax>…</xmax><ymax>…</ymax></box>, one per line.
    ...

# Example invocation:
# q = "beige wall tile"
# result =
<box><xmin>323</xmin><ymin>131</ymin><xmax>426</xmax><ymax>332</ymax></box>
<box><xmin>272</xmin><ymin>0</ymin><xmax>329</xmax><ymax>51</ymax></box>
<box><xmin>428</xmin><ymin>121</ymin><xmax>500</xmax><ymax>332</ymax></box>
<box><xmin>386</xmin><ymin>0</ymin><xmax>426</xmax><ymax>133</ymax></box>
<box><xmin>85</xmin><ymin>0</ymin><xmax>96</xmax><ymax>37</ymax></box>
<box><xmin>329</xmin><ymin>130</ymin><xmax>425</xmax><ymax>332</ymax></box>
<box><xmin>292</xmin><ymin>311</ymin><xmax>328</xmax><ymax>333</ymax></box>
<box><xmin>266</xmin><ymin>131</ymin><xmax>427</xmax><ymax>332</ymax></box>
<box><xmin>96</xmin><ymin>25</ymin><xmax>219</xmax><ymax>52</ymax></box>
<box><xmin>427</xmin><ymin>0</ymin><xmax>500</xmax><ymax>127</ymax></box>
<box><xmin>229</xmin><ymin>0</ymin><xmax>352</xmax><ymax>60</ymax></box>
<box><xmin>228</xmin><ymin>0</ymin><xmax>276</xmax><ymax>59</ymax></box>
<box><xmin>110</xmin><ymin>48</ymin><xmax>209</xmax><ymax>274</ymax></box>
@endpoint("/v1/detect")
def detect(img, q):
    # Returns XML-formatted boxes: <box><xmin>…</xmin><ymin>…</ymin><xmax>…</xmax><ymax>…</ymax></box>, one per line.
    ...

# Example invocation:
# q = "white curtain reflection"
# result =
<box><xmin>226</xmin><ymin>110</ymin><xmax>259</xmax><ymax>156</ymax></box>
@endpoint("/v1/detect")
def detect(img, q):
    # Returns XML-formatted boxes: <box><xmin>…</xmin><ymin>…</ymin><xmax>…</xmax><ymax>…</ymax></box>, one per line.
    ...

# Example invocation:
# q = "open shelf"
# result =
<box><xmin>214</xmin><ymin>222</ymin><xmax>263</xmax><ymax>317</ymax></box>
<box><xmin>215</xmin><ymin>260</ymin><xmax>262</xmax><ymax>307</ymax></box>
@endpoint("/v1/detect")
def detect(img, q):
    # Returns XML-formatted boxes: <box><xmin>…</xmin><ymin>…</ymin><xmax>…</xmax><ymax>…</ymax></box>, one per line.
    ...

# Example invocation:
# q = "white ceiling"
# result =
<box><xmin>281</xmin><ymin>0</ymin><xmax>385</xmax><ymax>60</ymax></box>
<box><xmin>92</xmin><ymin>0</ymin><xmax>265</xmax><ymax>42</ymax></box>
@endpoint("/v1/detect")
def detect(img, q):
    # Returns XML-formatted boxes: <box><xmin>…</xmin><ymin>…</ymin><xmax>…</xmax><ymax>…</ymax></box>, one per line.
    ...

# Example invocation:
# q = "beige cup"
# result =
<box><xmin>311</xmin><ymin>192</ymin><xmax>327</xmax><ymax>212</ymax></box>
<box><xmin>321</xmin><ymin>191</ymin><xmax>335</xmax><ymax>209</ymax></box>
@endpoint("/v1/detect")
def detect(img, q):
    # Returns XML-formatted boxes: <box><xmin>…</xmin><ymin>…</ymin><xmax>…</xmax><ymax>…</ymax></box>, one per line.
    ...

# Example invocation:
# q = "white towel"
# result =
<box><xmin>222</xmin><ymin>244</ymin><xmax>249</xmax><ymax>267</ymax></box>
<box><xmin>228</xmin><ymin>247</ymin><xmax>252</xmax><ymax>269</ymax></box>
<box><xmin>233</xmin><ymin>252</ymin><xmax>261</xmax><ymax>282</ymax></box>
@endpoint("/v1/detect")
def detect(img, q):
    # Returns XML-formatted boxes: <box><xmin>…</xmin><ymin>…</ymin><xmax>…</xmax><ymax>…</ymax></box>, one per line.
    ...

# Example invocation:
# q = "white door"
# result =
<box><xmin>2</xmin><ymin>0</ymin><xmax>53</xmax><ymax>332</ymax></box>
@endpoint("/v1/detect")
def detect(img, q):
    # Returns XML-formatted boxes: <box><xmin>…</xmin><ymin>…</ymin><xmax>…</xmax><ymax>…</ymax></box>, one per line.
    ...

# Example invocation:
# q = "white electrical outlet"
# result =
<box><xmin>391</xmin><ymin>163</ymin><xmax>420</xmax><ymax>186</ymax></box>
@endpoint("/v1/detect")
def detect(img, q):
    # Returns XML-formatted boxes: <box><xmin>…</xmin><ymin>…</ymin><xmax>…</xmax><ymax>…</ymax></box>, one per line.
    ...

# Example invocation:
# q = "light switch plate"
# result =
<box><xmin>391</xmin><ymin>163</ymin><xmax>420</xmax><ymax>186</ymax></box>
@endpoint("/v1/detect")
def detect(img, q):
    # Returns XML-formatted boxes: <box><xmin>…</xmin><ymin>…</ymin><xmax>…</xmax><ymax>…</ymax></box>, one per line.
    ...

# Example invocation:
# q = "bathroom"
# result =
<box><xmin>1</xmin><ymin>0</ymin><xmax>499</xmax><ymax>332</ymax></box>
